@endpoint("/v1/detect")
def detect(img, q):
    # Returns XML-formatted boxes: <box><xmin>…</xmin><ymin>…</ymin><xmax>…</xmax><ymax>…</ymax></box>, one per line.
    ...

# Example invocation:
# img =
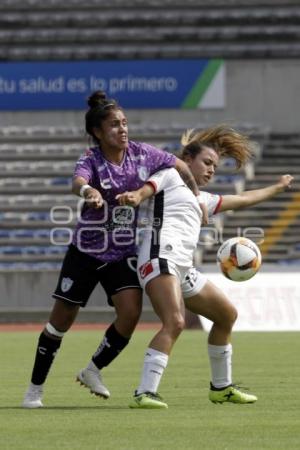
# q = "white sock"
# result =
<box><xmin>136</xmin><ymin>348</ymin><xmax>169</xmax><ymax>395</ymax></box>
<box><xmin>29</xmin><ymin>382</ymin><xmax>43</xmax><ymax>390</ymax></box>
<box><xmin>87</xmin><ymin>360</ymin><xmax>99</xmax><ymax>373</ymax></box>
<box><xmin>208</xmin><ymin>343</ymin><xmax>232</xmax><ymax>389</ymax></box>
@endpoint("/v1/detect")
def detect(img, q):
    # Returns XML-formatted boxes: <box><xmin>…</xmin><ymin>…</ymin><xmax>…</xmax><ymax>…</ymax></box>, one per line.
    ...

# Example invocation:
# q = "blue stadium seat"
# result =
<box><xmin>27</xmin><ymin>212</ymin><xmax>50</xmax><ymax>221</ymax></box>
<box><xmin>0</xmin><ymin>246</ymin><xmax>23</xmax><ymax>255</ymax></box>
<box><xmin>0</xmin><ymin>261</ymin><xmax>62</xmax><ymax>270</ymax></box>
<box><xmin>12</xmin><ymin>230</ymin><xmax>35</xmax><ymax>238</ymax></box>
<box><xmin>50</xmin><ymin>177</ymin><xmax>71</xmax><ymax>185</ymax></box>
<box><xmin>0</xmin><ymin>230</ymin><xmax>11</xmax><ymax>238</ymax></box>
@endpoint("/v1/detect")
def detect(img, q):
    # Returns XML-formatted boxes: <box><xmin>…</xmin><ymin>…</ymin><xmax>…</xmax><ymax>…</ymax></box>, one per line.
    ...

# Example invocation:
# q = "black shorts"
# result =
<box><xmin>53</xmin><ymin>244</ymin><xmax>142</xmax><ymax>307</ymax></box>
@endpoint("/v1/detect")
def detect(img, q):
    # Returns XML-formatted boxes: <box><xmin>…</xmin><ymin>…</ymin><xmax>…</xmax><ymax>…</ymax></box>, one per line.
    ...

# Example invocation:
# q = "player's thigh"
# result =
<box><xmin>99</xmin><ymin>256</ymin><xmax>142</xmax><ymax>307</ymax></box>
<box><xmin>184</xmin><ymin>279</ymin><xmax>237</xmax><ymax>325</ymax></box>
<box><xmin>146</xmin><ymin>274</ymin><xmax>184</xmax><ymax>326</ymax></box>
<box><xmin>53</xmin><ymin>245</ymin><xmax>100</xmax><ymax>308</ymax></box>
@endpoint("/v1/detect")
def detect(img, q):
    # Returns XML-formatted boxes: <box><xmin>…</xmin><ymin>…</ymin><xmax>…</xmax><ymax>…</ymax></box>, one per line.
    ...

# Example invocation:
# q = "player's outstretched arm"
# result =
<box><xmin>72</xmin><ymin>176</ymin><xmax>104</xmax><ymax>209</ymax></box>
<box><xmin>116</xmin><ymin>183</ymin><xmax>155</xmax><ymax>207</ymax></box>
<box><xmin>218</xmin><ymin>174</ymin><xmax>294</xmax><ymax>212</ymax></box>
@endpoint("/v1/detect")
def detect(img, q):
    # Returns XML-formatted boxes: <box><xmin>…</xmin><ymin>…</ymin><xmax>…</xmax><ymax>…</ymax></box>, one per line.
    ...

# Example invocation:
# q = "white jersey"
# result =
<box><xmin>138</xmin><ymin>168</ymin><xmax>222</xmax><ymax>267</ymax></box>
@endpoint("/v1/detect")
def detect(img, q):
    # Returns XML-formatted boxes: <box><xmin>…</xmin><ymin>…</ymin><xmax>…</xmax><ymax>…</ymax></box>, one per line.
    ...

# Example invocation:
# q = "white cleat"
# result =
<box><xmin>23</xmin><ymin>383</ymin><xmax>44</xmax><ymax>409</ymax></box>
<box><xmin>76</xmin><ymin>368</ymin><xmax>110</xmax><ymax>399</ymax></box>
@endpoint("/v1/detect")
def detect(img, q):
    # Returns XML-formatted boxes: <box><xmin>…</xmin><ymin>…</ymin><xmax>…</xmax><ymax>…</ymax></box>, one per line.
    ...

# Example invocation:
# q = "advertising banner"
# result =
<box><xmin>200</xmin><ymin>272</ymin><xmax>300</xmax><ymax>331</ymax></box>
<box><xmin>0</xmin><ymin>59</ymin><xmax>225</xmax><ymax>110</ymax></box>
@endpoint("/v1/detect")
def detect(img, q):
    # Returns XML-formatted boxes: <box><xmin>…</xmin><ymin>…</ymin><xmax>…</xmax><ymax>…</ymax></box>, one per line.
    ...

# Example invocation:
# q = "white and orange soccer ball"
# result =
<box><xmin>217</xmin><ymin>237</ymin><xmax>262</xmax><ymax>282</ymax></box>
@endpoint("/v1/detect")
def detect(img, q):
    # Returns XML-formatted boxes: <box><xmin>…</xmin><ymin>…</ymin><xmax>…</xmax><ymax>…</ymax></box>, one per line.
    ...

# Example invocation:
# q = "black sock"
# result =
<box><xmin>92</xmin><ymin>324</ymin><xmax>130</xmax><ymax>370</ymax></box>
<box><xmin>31</xmin><ymin>332</ymin><xmax>62</xmax><ymax>385</ymax></box>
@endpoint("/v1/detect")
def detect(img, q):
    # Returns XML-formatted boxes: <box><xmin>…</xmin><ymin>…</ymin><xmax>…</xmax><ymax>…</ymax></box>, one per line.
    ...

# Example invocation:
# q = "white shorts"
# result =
<box><xmin>137</xmin><ymin>258</ymin><xmax>207</xmax><ymax>298</ymax></box>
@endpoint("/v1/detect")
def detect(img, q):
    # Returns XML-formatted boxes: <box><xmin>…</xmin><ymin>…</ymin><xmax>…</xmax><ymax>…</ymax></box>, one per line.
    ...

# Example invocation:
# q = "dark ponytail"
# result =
<box><xmin>85</xmin><ymin>90</ymin><xmax>119</xmax><ymax>143</ymax></box>
<box><xmin>87</xmin><ymin>90</ymin><xmax>108</xmax><ymax>109</ymax></box>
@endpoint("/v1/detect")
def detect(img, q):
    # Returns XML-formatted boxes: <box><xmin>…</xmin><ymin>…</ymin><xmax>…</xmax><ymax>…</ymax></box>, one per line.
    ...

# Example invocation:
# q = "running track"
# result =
<box><xmin>0</xmin><ymin>323</ymin><xmax>160</xmax><ymax>332</ymax></box>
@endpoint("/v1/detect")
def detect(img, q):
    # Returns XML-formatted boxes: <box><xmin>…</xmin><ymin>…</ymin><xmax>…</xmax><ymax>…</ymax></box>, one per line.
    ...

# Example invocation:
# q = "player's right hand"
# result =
<box><xmin>84</xmin><ymin>188</ymin><xmax>104</xmax><ymax>208</ymax></box>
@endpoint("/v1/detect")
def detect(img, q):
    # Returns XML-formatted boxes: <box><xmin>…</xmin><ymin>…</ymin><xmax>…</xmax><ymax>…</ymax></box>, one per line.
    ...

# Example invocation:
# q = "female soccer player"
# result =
<box><xmin>117</xmin><ymin>125</ymin><xmax>293</xmax><ymax>409</ymax></box>
<box><xmin>22</xmin><ymin>91</ymin><xmax>201</xmax><ymax>408</ymax></box>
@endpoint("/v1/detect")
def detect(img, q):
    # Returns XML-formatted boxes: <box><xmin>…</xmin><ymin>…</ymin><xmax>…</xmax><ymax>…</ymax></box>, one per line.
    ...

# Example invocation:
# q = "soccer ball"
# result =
<box><xmin>217</xmin><ymin>237</ymin><xmax>262</xmax><ymax>282</ymax></box>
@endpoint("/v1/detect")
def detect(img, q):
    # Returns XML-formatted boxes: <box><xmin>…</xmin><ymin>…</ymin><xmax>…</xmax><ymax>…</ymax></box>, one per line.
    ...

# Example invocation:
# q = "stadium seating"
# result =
<box><xmin>0</xmin><ymin>0</ymin><xmax>299</xmax><ymax>270</ymax></box>
<box><xmin>1</xmin><ymin>124</ymin><xmax>299</xmax><ymax>269</ymax></box>
<box><xmin>0</xmin><ymin>1</ymin><xmax>300</xmax><ymax>59</ymax></box>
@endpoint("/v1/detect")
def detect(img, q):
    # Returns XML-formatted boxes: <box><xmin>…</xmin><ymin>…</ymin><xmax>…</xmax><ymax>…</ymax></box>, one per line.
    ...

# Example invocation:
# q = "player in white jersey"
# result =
<box><xmin>136</xmin><ymin>168</ymin><xmax>219</xmax><ymax>293</ymax></box>
<box><xmin>117</xmin><ymin>125</ymin><xmax>293</xmax><ymax>409</ymax></box>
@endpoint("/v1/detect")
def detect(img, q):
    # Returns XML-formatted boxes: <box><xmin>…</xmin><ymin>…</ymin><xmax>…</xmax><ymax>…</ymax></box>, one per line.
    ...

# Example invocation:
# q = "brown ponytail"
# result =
<box><xmin>180</xmin><ymin>124</ymin><xmax>255</xmax><ymax>169</ymax></box>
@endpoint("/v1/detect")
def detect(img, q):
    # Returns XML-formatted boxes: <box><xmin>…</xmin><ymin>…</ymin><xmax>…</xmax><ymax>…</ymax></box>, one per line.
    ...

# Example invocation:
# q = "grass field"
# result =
<box><xmin>1</xmin><ymin>329</ymin><xmax>300</xmax><ymax>450</ymax></box>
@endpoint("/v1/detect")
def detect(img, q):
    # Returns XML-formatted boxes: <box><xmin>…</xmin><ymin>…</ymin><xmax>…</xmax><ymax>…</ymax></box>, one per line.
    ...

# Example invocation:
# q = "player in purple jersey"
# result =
<box><xmin>117</xmin><ymin>125</ymin><xmax>293</xmax><ymax>409</ymax></box>
<box><xmin>22</xmin><ymin>90</ymin><xmax>202</xmax><ymax>409</ymax></box>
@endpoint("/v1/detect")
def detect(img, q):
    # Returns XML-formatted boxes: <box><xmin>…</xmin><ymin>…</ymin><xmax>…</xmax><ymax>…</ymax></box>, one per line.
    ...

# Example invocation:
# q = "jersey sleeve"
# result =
<box><xmin>146</xmin><ymin>168</ymin><xmax>181</xmax><ymax>193</ymax></box>
<box><xmin>198</xmin><ymin>191</ymin><xmax>223</xmax><ymax>216</ymax></box>
<box><xmin>141</xmin><ymin>142</ymin><xmax>176</xmax><ymax>175</ymax></box>
<box><xmin>73</xmin><ymin>153</ymin><xmax>93</xmax><ymax>183</ymax></box>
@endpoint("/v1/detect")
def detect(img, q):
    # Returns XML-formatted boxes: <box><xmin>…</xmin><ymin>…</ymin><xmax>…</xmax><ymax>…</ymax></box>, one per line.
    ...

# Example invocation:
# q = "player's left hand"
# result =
<box><xmin>116</xmin><ymin>191</ymin><xmax>141</xmax><ymax>207</ymax></box>
<box><xmin>279</xmin><ymin>174</ymin><xmax>294</xmax><ymax>190</ymax></box>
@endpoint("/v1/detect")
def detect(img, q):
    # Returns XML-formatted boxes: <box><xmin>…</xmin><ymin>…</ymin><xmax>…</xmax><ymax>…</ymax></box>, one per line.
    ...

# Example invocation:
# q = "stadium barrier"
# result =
<box><xmin>0</xmin><ymin>267</ymin><xmax>298</xmax><ymax>329</ymax></box>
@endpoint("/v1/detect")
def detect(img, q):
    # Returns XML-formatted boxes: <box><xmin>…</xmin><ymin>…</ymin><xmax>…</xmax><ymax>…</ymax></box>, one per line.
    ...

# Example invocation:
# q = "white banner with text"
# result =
<box><xmin>199</xmin><ymin>272</ymin><xmax>300</xmax><ymax>331</ymax></box>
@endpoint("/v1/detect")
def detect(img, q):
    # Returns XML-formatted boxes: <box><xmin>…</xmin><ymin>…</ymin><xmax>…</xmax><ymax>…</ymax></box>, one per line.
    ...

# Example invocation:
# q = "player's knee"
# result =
<box><xmin>117</xmin><ymin>302</ymin><xmax>142</xmax><ymax>323</ymax></box>
<box><xmin>230</xmin><ymin>304</ymin><xmax>238</xmax><ymax>324</ymax></box>
<box><xmin>215</xmin><ymin>304</ymin><xmax>237</xmax><ymax>332</ymax></box>
<box><xmin>131</xmin><ymin>303</ymin><xmax>143</xmax><ymax>322</ymax></box>
<box><xmin>224</xmin><ymin>304</ymin><xmax>238</xmax><ymax>329</ymax></box>
<box><xmin>176</xmin><ymin>314</ymin><xmax>186</xmax><ymax>333</ymax></box>
<box><xmin>168</xmin><ymin>313</ymin><xmax>185</xmax><ymax>338</ymax></box>
<box><xmin>114</xmin><ymin>305</ymin><xmax>142</xmax><ymax>336</ymax></box>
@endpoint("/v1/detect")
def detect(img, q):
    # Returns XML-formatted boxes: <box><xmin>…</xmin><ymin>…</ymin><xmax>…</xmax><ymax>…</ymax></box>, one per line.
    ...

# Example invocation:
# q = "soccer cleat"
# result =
<box><xmin>76</xmin><ymin>368</ymin><xmax>110</xmax><ymax>399</ymax></box>
<box><xmin>209</xmin><ymin>383</ymin><xmax>257</xmax><ymax>404</ymax></box>
<box><xmin>22</xmin><ymin>383</ymin><xmax>44</xmax><ymax>409</ymax></box>
<box><xmin>129</xmin><ymin>391</ymin><xmax>168</xmax><ymax>409</ymax></box>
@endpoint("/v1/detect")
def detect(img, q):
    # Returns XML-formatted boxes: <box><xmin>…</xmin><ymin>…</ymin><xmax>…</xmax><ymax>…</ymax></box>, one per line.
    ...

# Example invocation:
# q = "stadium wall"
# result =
<box><xmin>1</xmin><ymin>267</ymin><xmax>299</xmax><ymax>328</ymax></box>
<box><xmin>0</xmin><ymin>270</ymin><xmax>156</xmax><ymax>323</ymax></box>
<box><xmin>1</xmin><ymin>59</ymin><xmax>300</xmax><ymax>133</ymax></box>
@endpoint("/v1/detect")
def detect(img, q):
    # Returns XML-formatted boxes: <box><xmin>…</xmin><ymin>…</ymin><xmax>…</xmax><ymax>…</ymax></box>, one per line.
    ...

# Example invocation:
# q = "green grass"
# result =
<box><xmin>1</xmin><ymin>330</ymin><xmax>300</xmax><ymax>450</ymax></box>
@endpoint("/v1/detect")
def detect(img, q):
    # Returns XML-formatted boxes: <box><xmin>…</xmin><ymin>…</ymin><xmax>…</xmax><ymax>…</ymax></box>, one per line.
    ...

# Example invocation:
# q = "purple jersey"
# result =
<box><xmin>72</xmin><ymin>140</ymin><xmax>176</xmax><ymax>262</ymax></box>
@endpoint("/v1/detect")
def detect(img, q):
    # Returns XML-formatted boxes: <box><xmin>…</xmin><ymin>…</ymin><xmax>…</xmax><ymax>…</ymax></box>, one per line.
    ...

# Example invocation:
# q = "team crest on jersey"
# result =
<box><xmin>138</xmin><ymin>166</ymin><xmax>149</xmax><ymax>181</ymax></box>
<box><xmin>139</xmin><ymin>261</ymin><xmax>154</xmax><ymax>279</ymax></box>
<box><xmin>61</xmin><ymin>277</ymin><xmax>73</xmax><ymax>292</ymax></box>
